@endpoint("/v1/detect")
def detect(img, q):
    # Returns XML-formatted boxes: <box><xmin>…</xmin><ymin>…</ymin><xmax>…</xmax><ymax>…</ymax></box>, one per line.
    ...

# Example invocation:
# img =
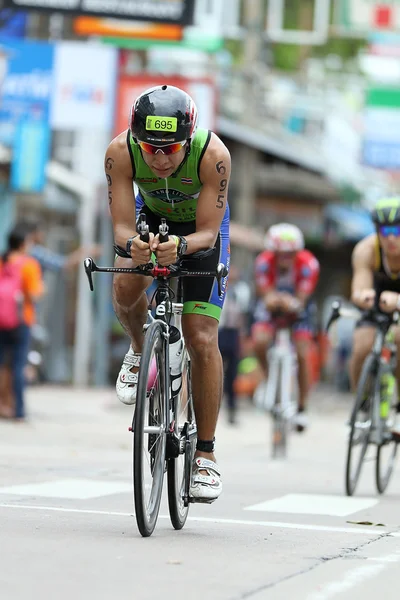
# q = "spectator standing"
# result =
<box><xmin>0</xmin><ymin>225</ymin><xmax>44</xmax><ymax>420</ymax></box>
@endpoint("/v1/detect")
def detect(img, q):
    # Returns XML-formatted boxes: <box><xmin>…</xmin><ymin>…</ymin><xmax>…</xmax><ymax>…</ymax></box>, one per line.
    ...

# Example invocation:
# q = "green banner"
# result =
<box><xmin>366</xmin><ymin>87</ymin><xmax>400</xmax><ymax>107</ymax></box>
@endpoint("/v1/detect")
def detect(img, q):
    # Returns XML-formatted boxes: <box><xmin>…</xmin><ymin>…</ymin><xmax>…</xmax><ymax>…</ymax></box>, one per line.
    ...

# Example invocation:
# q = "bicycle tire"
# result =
<box><xmin>345</xmin><ymin>353</ymin><xmax>375</xmax><ymax>496</ymax></box>
<box><xmin>272</xmin><ymin>359</ymin><xmax>289</xmax><ymax>459</ymax></box>
<box><xmin>376</xmin><ymin>366</ymin><xmax>398</xmax><ymax>494</ymax></box>
<box><xmin>133</xmin><ymin>320</ymin><xmax>168</xmax><ymax>537</ymax></box>
<box><xmin>167</xmin><ymin>350</ymin><xmax>196</xmax><ymax>529</ymax></box>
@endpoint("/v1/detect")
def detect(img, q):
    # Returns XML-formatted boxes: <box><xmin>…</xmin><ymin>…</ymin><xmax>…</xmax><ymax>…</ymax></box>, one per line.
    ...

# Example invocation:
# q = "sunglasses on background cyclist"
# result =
<box><xmin>138</xmin><ymin>140</ymin><xmax>186</xmax><ymax>155</ymax></box>
<box><xmin>379</xmin><ymin>225</ymin><xmax>400</xmax><ymax>238</ymax></box>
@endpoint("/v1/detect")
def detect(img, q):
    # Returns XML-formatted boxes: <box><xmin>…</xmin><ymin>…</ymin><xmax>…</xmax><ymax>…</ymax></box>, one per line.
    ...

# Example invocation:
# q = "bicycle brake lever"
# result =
<box><xmin>325</xmin><ymin>300</ymin><xmax>341</xmax><ymax>332</ymax></box>
<box><xmin>84</xmin><ymin>257</ymin><xmax>96</xmax><ymax>291</ymax></box>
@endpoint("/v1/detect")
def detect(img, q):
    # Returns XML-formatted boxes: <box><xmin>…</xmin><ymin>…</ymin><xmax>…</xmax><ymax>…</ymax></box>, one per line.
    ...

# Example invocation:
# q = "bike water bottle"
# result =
<box><xmin>169</xmin><ymin>325</ymin><xmax>183</xmax><ymax>396</ymax></box>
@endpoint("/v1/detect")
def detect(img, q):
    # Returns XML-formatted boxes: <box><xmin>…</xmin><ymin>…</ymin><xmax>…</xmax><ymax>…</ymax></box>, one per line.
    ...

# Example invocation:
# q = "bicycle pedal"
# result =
<box><xmin>189</xmin><ymin>496</ymin><xmax>216</xmax><ymax>505</ymax></box>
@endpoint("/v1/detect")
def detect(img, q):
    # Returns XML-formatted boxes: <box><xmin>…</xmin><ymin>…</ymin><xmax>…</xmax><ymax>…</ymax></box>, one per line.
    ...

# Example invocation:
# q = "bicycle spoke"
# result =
<box><xmin>167</xmin><ymin>351</ymin><xmax>195</xmax><ymax>529</ymax></box>
<box><xmin>346</xmin><ymin>354</ymin><xmax>374</xmax><ymax>496</ymax></box>
<box><xmin>376</xmin><ymin>391</ymin><xmax>398</xmax><ymax>494</ymax></box>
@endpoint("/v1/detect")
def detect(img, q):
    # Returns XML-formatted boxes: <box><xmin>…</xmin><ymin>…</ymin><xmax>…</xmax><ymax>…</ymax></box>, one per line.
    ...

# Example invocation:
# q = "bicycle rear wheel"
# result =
<box><xmin>376</xmin><ymin>373</ymin><xmax>398</xmax><ymax>494</ymax></box>
<box><xmin>345</xmin><ymin>353</ymin><xmax>374</xmax><ymax>496</ymax></box>
<box><xmin>133</xmin><ymin>321</ymin><xmax>168</xmax><ymax>537</ymax></box>
<box><xmin>167</xmin><ymin>349</ymin><xmax>196</xmax><ymax>530</ymax></box>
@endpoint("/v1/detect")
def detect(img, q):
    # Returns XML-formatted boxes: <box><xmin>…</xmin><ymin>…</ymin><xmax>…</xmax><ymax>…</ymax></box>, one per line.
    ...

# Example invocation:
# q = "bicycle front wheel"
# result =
<box><xmin>376</xmin><ymin>375</ymin><xmax>398</xmax><ymax>494</ymax></box>
<box><xmin>271</xmin><ymin>359</ymin><xmax>289</xmax><ymax>459</ymax></box>
<box><xmin>345</xmin><ymin>354</ymin><xmax>374</xmax><ymax>496</ymax></box>
<box><xmin>167</xmin><ymin>349</ymin><xmax>196</xmax><ymax>530</ymax></box>
<box><xmin>133</xmin><ymin>321</ymin><xmax>168</xmax><ymax>537</ymax></box>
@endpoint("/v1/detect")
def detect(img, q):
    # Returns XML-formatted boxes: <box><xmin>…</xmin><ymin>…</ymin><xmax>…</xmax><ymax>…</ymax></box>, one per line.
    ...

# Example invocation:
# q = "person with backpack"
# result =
<box><xmin>0</xmin><ymin>225</ymin><xmax>44</xmax><ymax>420</ymax></box>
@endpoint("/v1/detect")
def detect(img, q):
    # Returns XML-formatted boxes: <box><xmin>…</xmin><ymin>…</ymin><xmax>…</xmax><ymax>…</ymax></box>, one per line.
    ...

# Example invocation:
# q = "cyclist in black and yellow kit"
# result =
<box><xmin>350</xmin><ymin>197</ymin><xmax>400</xmax><ymax>440</ymax></box>
<box><xmin>105</xmin><ymin>85</ymin><xmax>231</xmax><ymax>501</ymax></box>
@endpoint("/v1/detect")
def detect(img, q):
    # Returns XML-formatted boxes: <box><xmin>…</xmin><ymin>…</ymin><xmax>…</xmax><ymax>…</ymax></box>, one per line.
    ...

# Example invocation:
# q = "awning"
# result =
<box><xmin>324</xmin><ymin>204</ymin><xmax>375</xmax><ymax>244</ymax></box>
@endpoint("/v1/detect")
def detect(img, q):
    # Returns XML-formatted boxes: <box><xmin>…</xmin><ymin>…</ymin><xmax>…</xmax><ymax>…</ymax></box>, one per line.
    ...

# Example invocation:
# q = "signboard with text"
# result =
<box><xmin>3</xmin><ymin>0</ymin><xmax>195</xmax><ymax>25</ymax></box>
<box><xmin>362</xmin><ymin>86</ymin><xmax>400</xmax><ymax>170</ymax></box>
<box><xmin>336</xmin><ymin>0</ymin><xmax>400</xmax><ymax>32</ymax></box>
<box><xmin>50</xmin><ymin>42</ymin><xmax>117</xmax><ymax>131</ymax></box>
<box><xmin>0</xmin><ymin>38</ymin><xmax>54</xmax><ymax>192</ymax></box>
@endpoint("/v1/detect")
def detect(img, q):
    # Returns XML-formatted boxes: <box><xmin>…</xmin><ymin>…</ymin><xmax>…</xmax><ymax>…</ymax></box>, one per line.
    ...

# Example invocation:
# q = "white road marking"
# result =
<box><xmin>0</xmin><ymin>503</ymin><xmax>392</xmax><ymax>535</ymax></box>
<box><xmin>0</xmin><ymin>479</ymin><xmax>132</xmax><ymax>500</ymax></box>
<box><xmin>306</xmin><ymin>564</ymin><xmax>385</xmax><ymax>600</ymax></box>
<box><xmin>245</xmin><ymin>494</ymin><xmax>378</xmax><ymax>517</ymax></box>
<box><xmin>306</xmin><ymin>552</ymin><xmax>400</xmax><ymax>600</ymax></box>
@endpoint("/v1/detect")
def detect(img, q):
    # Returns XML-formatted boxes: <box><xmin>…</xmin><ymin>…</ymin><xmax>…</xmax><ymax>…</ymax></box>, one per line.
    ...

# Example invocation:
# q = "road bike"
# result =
<box><xmin>327</xmin><ymin>300</ymin><xmax>399</xmax><ymax>496</ymax></box>
<box><xmin>255</xmin><ymin>313</ymin><xmax>299</xmax><ymax>459</ymax></box>
<box><xmin>84</xmin><ymin>215</ymin><xmax>227</xmax><ymax>536</ymax></box>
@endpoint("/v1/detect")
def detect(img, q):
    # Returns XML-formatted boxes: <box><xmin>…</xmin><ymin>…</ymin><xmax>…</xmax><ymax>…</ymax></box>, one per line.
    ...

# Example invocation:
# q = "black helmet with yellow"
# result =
<box><xmin>371</xmin><ymin>197</ymin><xmax>400</xmax><ymax>226</ymax></box>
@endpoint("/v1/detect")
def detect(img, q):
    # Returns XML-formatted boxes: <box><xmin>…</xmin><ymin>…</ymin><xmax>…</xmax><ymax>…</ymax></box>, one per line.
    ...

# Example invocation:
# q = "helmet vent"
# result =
<box><xmin>162</xmin><ymin>85</ymin><xmax>167</xmax><ymax>91</ymax></box>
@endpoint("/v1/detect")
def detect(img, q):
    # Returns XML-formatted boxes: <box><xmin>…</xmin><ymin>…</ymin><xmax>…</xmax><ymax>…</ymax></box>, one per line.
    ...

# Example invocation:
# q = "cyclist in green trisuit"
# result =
<box><xmin>350</xmin><ymin>197</ymin><xmax>400</xmax><ymax>440</ymax></box>
<box><xmin>105</xmin><ymin>85</ymin><xmax>231</xmax><ymax>501</ymax></box>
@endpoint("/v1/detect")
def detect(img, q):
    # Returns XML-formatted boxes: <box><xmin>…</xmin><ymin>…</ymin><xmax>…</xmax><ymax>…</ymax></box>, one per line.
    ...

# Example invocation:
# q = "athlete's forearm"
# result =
<box><xmin>184</xmin><ymin>229</ymin><xmax>218</xmax><ymax>254</ymax></box>
<box><xmin>114</xmin><ymin>224</ymin><xmax>138</xmax><ymax>250</ymax></box>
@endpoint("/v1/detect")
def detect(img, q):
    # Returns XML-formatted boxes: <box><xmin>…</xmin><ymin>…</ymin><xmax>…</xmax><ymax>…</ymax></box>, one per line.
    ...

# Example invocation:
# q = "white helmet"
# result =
<box><xmin>264</xmin><ymin>223</ymin><xmax>305</xmax><ymax>252</ymax></box>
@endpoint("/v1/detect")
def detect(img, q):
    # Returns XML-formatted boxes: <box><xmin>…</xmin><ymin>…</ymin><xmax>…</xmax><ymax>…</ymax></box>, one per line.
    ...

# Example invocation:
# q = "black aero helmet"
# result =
<box><xmin>130</xmin><ymin>84</ymin><xmax>198</xmax><ymax>146</ymax></box>
<box><xmin>371</xmin><ymin>197</ymin><xmax>400</xmax><ymax>226</ymax></box>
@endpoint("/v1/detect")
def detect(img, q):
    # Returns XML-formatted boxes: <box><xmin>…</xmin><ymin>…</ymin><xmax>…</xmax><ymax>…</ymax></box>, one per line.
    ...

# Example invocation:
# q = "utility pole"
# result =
<box><xmin>234</xmin><ymin>0</ymin><xmax>264</xmax><ymax>271</ymax></box>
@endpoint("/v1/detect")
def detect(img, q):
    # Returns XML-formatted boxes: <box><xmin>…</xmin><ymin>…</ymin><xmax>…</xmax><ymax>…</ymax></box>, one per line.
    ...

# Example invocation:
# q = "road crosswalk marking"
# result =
<box><xmin>0</xmin><ymin>479</ymin><xmax>131</xmax><ymax>500</ymax></box>
<box><xmin>244</xmin><ymin>493</ymin><xmax>378</xmax><ymax>517</ymax></box>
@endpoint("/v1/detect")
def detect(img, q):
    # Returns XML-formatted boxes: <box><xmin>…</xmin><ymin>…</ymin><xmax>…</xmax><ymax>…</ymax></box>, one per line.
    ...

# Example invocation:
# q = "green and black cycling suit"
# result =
<box><xmin>126</xmin><ymin>127</ymin><xmax>230</xmax><ymax>321</ymax></box>
<box><xmin>357</xmin><ymin>236</ymin><xmax>400</xmax><ymax>327</ymax></box>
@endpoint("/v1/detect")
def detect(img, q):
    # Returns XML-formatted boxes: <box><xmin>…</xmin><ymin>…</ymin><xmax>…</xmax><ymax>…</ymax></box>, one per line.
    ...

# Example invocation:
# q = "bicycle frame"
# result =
<box><xmin>263</xmin><ymin>324</ymin><xmax>298</xmax><ymax>459</ymax></box>
<box><xmin>327</xmin><ymin>301</ymin><xmax>397</xmax><ymax>445</ymax></box>
<box><xmin>266</xmin><ymin>327</ymin><xmax>296</xmax><ymax>417</ymax></box>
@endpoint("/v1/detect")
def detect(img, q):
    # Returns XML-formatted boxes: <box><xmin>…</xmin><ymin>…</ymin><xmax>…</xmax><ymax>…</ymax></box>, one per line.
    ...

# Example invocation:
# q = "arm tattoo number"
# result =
<box><xmin>105</xmin><ymin>157</ymin><xmax>114</xmax><ymax>170</ymax></box>
<box><xmin>216</xmin><ymin>160</ymin><xmax>226</xmax><ymax>175</ymax></box>
<box><xmin>219</xmin><ymin>179</ymin><xmax>227</xmax><ymax>192</ymax></box>
<box><xmin>106</xmin><ymin>174</ymin><xmax>112</xmax><ymax>186</ymax></box>
<box><xmin>108</xmin><ymin>191</ymin><xmax>112</xmax><ymax>206</ymax></box>
<box><xmin>216</xmin><ymin>195</ymin><xmax>224</xmax><ymax>209</ymax></box>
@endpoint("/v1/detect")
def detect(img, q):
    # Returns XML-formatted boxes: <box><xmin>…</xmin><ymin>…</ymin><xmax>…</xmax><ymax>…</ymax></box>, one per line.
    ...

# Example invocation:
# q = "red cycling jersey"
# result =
<box><xmin>255</xmin><ymin>249</ymin><xmax>320</xmax><ymax>296</ymax></box>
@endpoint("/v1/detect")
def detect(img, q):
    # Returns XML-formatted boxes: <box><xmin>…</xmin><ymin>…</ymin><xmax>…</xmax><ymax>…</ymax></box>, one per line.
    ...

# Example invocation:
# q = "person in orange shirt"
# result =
<box><xmin>0</xmin><ymin>225</ymin><xmax>44</xmax><ymax>420</ymax></box>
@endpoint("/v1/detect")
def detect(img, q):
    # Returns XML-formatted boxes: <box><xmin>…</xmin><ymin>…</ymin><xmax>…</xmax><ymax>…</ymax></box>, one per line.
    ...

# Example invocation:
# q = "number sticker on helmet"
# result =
<box><xmin>146</xmin><ymin>116</ymin><xmax>177</xmax><ymax>132</ymax></box>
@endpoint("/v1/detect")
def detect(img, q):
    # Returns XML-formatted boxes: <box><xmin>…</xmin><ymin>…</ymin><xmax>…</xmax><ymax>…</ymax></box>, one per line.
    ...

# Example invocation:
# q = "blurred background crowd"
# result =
<box><xmin>0</xmin><ymin>0</ymin><xmax>399</xmax><ymax>419</ymax></box>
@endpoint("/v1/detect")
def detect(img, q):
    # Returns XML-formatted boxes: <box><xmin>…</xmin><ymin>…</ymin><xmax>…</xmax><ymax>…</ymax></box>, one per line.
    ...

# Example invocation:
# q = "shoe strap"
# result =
<box><xmin>193</xmin><ymin>457</ymin><xmax>221</xmax><ymax>477</ymax></box>
<box><xmin>119</xmin><ymin>370</ymin><xmax>138</xmax><ymax>385</ymax></box>
<box><xmin>123</xmin><ymin>352</ymin><xmax>141</xmax><ymax>368</ymax></box>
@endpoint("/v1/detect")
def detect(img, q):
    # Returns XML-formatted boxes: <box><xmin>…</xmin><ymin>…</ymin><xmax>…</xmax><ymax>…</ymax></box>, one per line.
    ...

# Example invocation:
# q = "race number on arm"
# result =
<box><xmin>184</xmin><ymin>133</ymin><xmax>231</xmax><ymax>254</ymax></box>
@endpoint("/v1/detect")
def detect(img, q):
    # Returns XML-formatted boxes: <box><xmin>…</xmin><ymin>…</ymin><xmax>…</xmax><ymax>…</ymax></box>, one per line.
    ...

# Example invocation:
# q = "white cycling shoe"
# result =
<box><xmin>116</xmin><ymin>346</ymin><xmax>141</xmax><ymax>405</ymax></box>
<box><xmin>292</xmin><ymin>411</ymin><xmax>309</xmax><ymax>432</ymax></box>
<box><xmin>190</xmin><ymin>457</ymin><xmax>222</xmax><ymax>503</ymax></box>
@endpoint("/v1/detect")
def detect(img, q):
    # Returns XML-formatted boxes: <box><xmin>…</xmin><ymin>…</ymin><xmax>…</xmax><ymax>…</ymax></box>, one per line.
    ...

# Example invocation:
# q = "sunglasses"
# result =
<box><xmin>379</xmin><ymin>225</ymin><xmax>400</xmax><ymax>238</ymax></box>
<box><xmin>138</xmin><ymin>140</ymin><xmax>186</xmax><ymax>156</ymax></box>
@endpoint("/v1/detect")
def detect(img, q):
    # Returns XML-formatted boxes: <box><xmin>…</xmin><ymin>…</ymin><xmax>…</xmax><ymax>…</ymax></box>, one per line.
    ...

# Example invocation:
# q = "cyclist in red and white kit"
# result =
<box><xmin>252</xmin><ymin>223</ymin><xmax>320</xmax><ymax>431</ymax></box>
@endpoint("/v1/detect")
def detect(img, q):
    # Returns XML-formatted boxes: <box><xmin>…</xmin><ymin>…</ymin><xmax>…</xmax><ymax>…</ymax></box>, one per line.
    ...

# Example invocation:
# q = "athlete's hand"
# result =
<box><xmin>352</xmin><ymin>288</ymin><xmax>375</xmax><ymax>310</ymax></box>
<box><xmin>130</xmin><ymin>232</ymin><xmax>155</xmax><ymax>267</ymax></box>
<box><xmin>280</xmin><ymin>293</ymin><xmax>302</xmax><ymax>314</ymax></box>
<box><xmin>152</xmin><ymin>234</ymin><xmax>178</xmax><ymax>266</ymax></box>
<box><xmin>379</xmin><ymin>291</ymin><xmax>399</xmax><ymax>313</ymax></box>
<box><xmin>264</xmin><ymin>291</ymin><xmax>281</xmax><ymax>311</ymax></box>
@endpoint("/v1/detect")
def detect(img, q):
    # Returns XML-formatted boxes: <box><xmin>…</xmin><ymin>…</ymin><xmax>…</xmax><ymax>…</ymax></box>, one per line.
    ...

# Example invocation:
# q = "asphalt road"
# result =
<box><xmin>1</xmin><ymin>384</ymin><xmax>400</xmax><ymax>600</ymax></box>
